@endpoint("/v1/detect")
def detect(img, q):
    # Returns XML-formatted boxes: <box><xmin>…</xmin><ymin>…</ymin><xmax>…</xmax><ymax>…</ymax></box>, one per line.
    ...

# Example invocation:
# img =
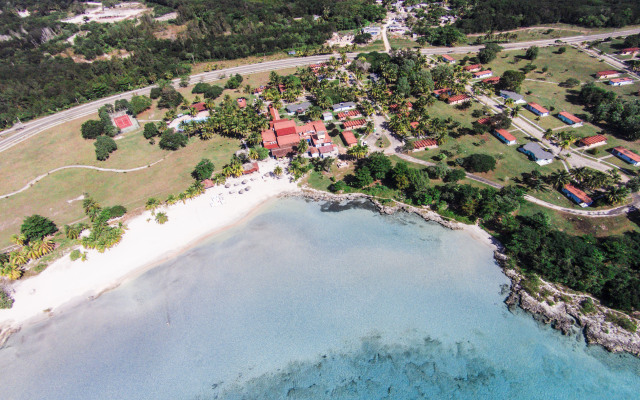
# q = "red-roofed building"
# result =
<box><xmin>269</xmin><ymin>106</ymin><xmax>280</xmax><ymax>121</ymax></box>
<box><xmin>337</xmin><ymin>110</ymin><xmax>362</xmax><ymax>120</ymax></box>
<box><xmin>412</xmin><ymin>139</ymin><xmax>438</xmax><ymax>151</ymax></box>
<box><xmin>277</xmin><ymin>133</ymin><xmax>300</xmax><ymax>147</ymax></box>
<box><xmin>525</xmin><ymin>102</ymin><xmax>549</xmax><ymax>117</ymax></box>
<box><xmin>343</xmin><ymin>119</ymin><xmax>366</xmax><ymax>129</ymax></box>
<box><xmin>464</xmin><ymin>64</ymin><xmax>482</xmax><ymax>72</ymax></box>
<box><xmin>410</xmin><ymin>121</ymin><xmax>419</xmax><ymax>129</ymax></box>
<box><xmin>597</xmin><ymin>70</ymin><xmax>620</xmax><ymax>79</ymax></box>
<box><xmin>476</xmin><ymin>117</ymin><xmax>490</xmax><ymax>125</ymax></box>
<box><xmin>472</xmin><ymin>70</ymin><xmax>493</xmax><ymax>79</ymax></box>
<box><xmin>433</xmin><ymin>88</ymin><xmax>450</xmax><ymax>97</ymax></box>
<box><xmin>273</xmin><ymin>119</ymin><xmax>297</xmax><ymax>136</ymax></box>
<box><xmin>609</xmin><ymin>77</ymin><xmax>634</xmax><ymax>86</ymax></box>
<box><xmin>271</xmin><ymin>146</ymin><xmax>295</xmax><ymax>159</ymax></box>
<box><xmin>562</xmin><ymin>184</ymin><xmax>593</xmax><ymax>207</ymax></box>
<box><xmin>317</xmin><ymin>144</ymin><xmax>338</xmax><ymax>158</ymax></box>
<box><xmin>254</xmin><ymin>86</ymin><xmax>265</xmax><ymax>95</ymax></box>
<box><xmin>482</xmin><ymin>76</ymin><xmax>500</xmax><ymax>85</ymax></box>
<box><xmin>441</xmin><ymin>54</ymin><xmax>455</xmax><ymax>63</ymax></box>
<box><xmin>242</xmin><ymin>162</ymin><xmax>259</xmax><ymax>175</ymax></box>
<box><xmin>620</xmin><ymin>47</ymin><xmax>640</xmax><ymax>55</ymax></box>
<box><xmin>203</xmin><ymin>179</ymin><xmax>215</xmax><ymax>189</ymax></box>
<box><xmin>447</xmin><ymin>94</ymin><xmax>471</xmax><ymax>105</ymax></box>
<box><xmin>389</xmin><ymin>102</ymin><xmax>413</xmax><ymax>112</ymax></box>
<box><xmin>192</xmin><ymin>102</ymin><xmax>207</xmax><ymax>112</ymax></box>
<box><xmin>578</xmin><ymin>135</ymin><xmax>607</xmax><ymax>148</ymax></box>
<box><xmin>493</xmin><ymin>129</ymin><xmax>517</xmax><ymax>145</ymax></box>
<box><xmin>341</xmin><ymin>130</ymin><xmax>358</xmax><ymax>147</ymax></box>
<box><xmin>278</xmin><ymin>83</ymin><xmax>286</xmax><ymax>94</ymax></box>
<box><xmin>237</xmin><ymin>98</ymin><xmax>247</xmax><ymax>108</ymax></box>
<box><xmin>612</xmin><ymin>147</ymin><xmax>640</xmax><ymax>166</ymax></box>
<box><xmin>261</xmin><ymin>129</ymin><xmax>278</xmax><ymax>149</ymax></box>
<box><xmin>558</xmin><ymin>112</ymin><xmax>583</xmax><ymax>126</ymax></box>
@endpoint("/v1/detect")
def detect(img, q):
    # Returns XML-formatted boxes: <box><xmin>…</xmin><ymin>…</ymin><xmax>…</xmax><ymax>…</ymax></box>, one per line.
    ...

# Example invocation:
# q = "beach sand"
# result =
<box><xmin>0</xmin><ymin>159</ymin><xmax>299</xmax><ymax>338</ymax></box>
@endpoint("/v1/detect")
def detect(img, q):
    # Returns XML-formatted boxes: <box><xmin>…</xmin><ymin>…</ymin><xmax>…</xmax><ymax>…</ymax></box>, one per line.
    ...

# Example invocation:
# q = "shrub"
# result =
<box><xmin>463</xmin><ymin>154</ymin><xmax>496</xmax><ymax>173</ymax></box>
<box><xmin>107</xmin><ymin>205</ymin><xmax>127</xmax><ymax>218</ymax></box>
<box><xmin>204</xmin><ymin>85</ymin><xmax>224</xmax><ymax>99</ymax></box>
<box><xmin>605</xmin><ymin>312</ymin><xmax>638</xmax><ymax>333</ymax></box>
<box><xmin>580</xmin><ymin>297</ymin><xmax>596</xmax><ymax>314</ymax></box>
<box><xmin>150</xmin><ymin>87</ymin><xmax>161</xmax><ymax>99</ymax></box>
<box><xmin>21</xmin><ymin>215</ymin><xmax>58</xmax><ymax>242</ymax></box>
<box><xmin>155</xmin><ymin>212</ymin><xmax>169</xmax><ymax>224</ymax></box>
<box><xmin>143</xmin><ymin>122</ymin><xmax>159</xmax><ymax>139</ymax></box>
<box><xmin>81</xmin><ymin>119</ymin><xmax>105</xmax><ymax>139</ymax></box>
<box><xmin>157</xmin><ymin>86</ymin><xmax>184</xmax><ymax>109</ymax></box>
<box><xmin>70</xmin><ymin>249</ymin><xmax>81</xmax><ymax>261</ymax></box>
<box><xmin>130</xmin><ymin>95</ymin><xmax>152</xmax><ymax>115</ymax></box>
<box><xmin>94</xmin><ymin>135</ymin><xmax>118</xmax><ymax>161</ymax></box>
<box><xmin>444</xmin><ymin>168</ymin><xmax>466</xmax><ymax>183</ymax></box>
<box><xmin>0</xmin><ymin>288</ymin><xmax>13</xmax><ymax>309</ymax></box>
<box><xmin>192</xmin><ymin>159</ymin><xmax>215</xmax><ymax>181</ymax></box>
<box><xmin>354</xmin><ymin>32</ymin><xmax>372</xmax><ymax>44</ymax></box>
<box><xmin>159</xmin><ymin>131</ymin><xmax>188</xmax><ymax>150</ymax></box>
<box><xmin>192</xmin><ymin>82</ymin><xmax>211</xmax><ymax>94</ymax></box>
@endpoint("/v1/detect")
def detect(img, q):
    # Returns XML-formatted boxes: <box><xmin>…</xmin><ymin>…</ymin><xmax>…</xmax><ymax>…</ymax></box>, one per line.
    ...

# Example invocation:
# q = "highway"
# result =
<box><xmin>2</xmin><ymin>28</ymin><xmax>640</xmax><ymax>153</ymax></box>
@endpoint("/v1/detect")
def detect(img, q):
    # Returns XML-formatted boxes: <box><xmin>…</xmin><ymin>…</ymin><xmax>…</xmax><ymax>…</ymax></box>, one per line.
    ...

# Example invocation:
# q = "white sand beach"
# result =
<box><xmin>0</xmin><ymin>159</ymin><xmax>299</xmax><ymax>336</ymax></box>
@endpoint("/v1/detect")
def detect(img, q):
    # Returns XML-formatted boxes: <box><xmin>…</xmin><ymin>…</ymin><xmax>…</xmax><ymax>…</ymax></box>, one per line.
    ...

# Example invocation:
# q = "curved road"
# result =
<box><xmin>2</xmin><ymin>28</ymin><xmax>640</xmax><ymax>153</ymax></box>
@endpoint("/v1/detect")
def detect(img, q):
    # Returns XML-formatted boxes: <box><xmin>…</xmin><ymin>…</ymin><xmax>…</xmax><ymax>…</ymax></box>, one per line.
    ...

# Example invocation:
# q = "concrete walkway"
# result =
<box><xmin>0</xmin><ymin>160</ymin><xmax>164</xmax><ymax>200</ymax></box>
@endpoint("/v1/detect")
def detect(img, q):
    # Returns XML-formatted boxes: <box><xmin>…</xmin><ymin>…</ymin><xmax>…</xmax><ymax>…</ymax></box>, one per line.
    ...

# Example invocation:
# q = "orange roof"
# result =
<box><xmin>482</xmin><ymin>76</ymin><xmax>500</xmax><ymax>84</ymax></box>
<box><xmin>477</xmin><ymin>117</ymin><xmax>490</xmax><ymax>125</ymax></box>
<box><xmin>273</xmin><ymin>119</ymin><xmax>297</xmax><ymax>135</ymax></box>
<box><xmin>410</xmin><ymin>121</ymin><xmax>419</xmax><ymax>129</ymax></box>
<box><xmin>621</xmin><ymin>47</ymin><xmax>640</xmax><ymax>53</ymax></box>
<box><xmin>433</xmin><ymin>88</ymin><xmax>450</xmax><ymax>96</ymax></box>
<box><xmin>338</xmin><ymin>110</ymin><xmax>362</xmax><ymax>119</ymax></box>
<box><xmin>442</xmin><ymin>54</ymin><xmax>455</xmax><ymax>61</ymax></box>
<box><xmin>269</xmin><ymin>106</ymin><xmax>280</xmax><ymax>121</ymax></box>
<box><xmin>564</xmin><ymin>184</ymin><xmax>593</xmax><ymax>204</ymax></box>
<box><xmin>277</xmin><ymin>133</ymin><xmax>300</xmax><ymax>147</ymax></box>
<box><xmin>341</xmin><ymin>130</ymin><xmax>358</xmax><ymax>146</ymax></box>
<box><xmin>579</xmin><ymin>135</ymin><xmax>606</xmax><ymax>146</ymax></box>
<box><xmin>447</xmin><ymin>94</ymin><xmax>470</xmax><ymax>103</ymax></box>
<box><xmin>311</xmin><ymin>120</ymin><xmax>326</xmax><ymax>132</ymax></box>
<box><xmin>610</xmin><ymin>77</ymin><xmax>633</xmax><ymax>83</ymax></box>
<box><xmin>472</xmin><ymin>70</ymin><xmax>492</xmax><ymax>77</ymax></box>
<box><xmin>343</xmin><ymin>119</ymin><xmax>366</xmax><ymax>128</ymax></box>
<box><xmin>494</xmin><ymin>129</ymin><xmax>516</xmax><ymax>142</ymax></box>
<box><xmin>413</xmin><ymin>139</ymin><xmax>437</xmax><ymax>149</ymax></box>
<box><xmin>237</xmin><ymin>98</ymin><xmax>247</xmax><ymax>108</ymax></box>
<box><xmin>192</xmin><ymin>102</ymin><xmax>206</xmax><ymax>112</ymax></box>
<box><xmin>559</xmin><ymin>111</ymin><xmax>582</xmax><ymax>124</ymax></box>
<box><xmin>464</xmin><ymin>64</ymin><xmax>481</xmax><ymax>71</ymax></box>
<box><xmin>318</xmin><ymin>144</ymin><xmax>337</xmax><ymax>154</ymax></box>
<box><xmin>614</xmin><ymin>147</ymin><xmax>640</xmax><ymax>162</ymax></box>
<box><xmin>597</xmin><ymin>70</ymin><xmax>619</xmax><ymax>77</ymax></box>
<box><xmin>527</xmin><ymin>102</ymin><xmax>549</xmax><ymax>114</ymax></box>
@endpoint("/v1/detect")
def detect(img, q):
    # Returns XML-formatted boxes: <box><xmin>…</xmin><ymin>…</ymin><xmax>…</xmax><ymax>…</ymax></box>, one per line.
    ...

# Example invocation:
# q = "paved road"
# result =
<box><xmin>3</xmin><ymin>29</ymin><xmax>640</xmax><ymax>154</ymax></box>
<box><xmin>396</xmin><ymin>153</ymin><xmax>636</xmax><ymax>216</ymax></box>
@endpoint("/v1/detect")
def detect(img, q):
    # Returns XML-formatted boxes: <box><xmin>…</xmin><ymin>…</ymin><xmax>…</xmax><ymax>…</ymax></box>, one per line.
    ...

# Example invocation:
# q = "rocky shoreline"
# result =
<box><xmin>296</xmin><ymin>188</ymin><xmax>640</xmax><ymax>357</ymax></box>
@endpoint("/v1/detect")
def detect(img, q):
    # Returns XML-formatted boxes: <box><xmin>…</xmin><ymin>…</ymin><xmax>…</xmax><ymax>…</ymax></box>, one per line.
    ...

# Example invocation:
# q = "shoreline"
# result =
<box><xmin>0</xmin><ymin>159</ymin><xmax>299</xmax><ymax>345</ymax></box>
<box><xmin>1</xmin><ymin>179</ymin><xmax>639</xmax><ymax>358</ymax></box>
<box><xmin>297</xmin><ymin>188</ymin><xmax>640</xmax><ymax>357</ymax></box>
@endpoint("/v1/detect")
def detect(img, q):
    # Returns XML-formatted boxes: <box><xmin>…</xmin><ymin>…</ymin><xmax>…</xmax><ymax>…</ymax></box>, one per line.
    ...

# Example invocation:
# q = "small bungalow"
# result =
<box><xmin>447</xmin><ymin>94</ymin><xmax>471</xmax><ymax>105</ymax></box>
<box><xmin>612</xmin><ymin>147</ymin><xmax>640</xmax><ymax>166</ymax></box>
<box><xmin>285</xmin><ymin>101</ymin><xmax>311</xmax><ymax>115</ymax></box>
<box><xmin>192</xmin><ymin>102</ymin><xmax>207</xmax><ymax>113</ymax></box>
<box><xmin>237</xmin><ymin>98</ymin><xmax>247</xmax><ymax>108</ymax></box>
<box><xmin>562</xmin><ymin>184</ymin><xmax>593</xmax><ymax>207</ymax></box>
<box><xmin>412</xmin><ymin>139</ymin><xmax>438</xmax><ymax>151</ymax></box>
<box><xmin>433</xmin><ymin>88</ymin><xmax>450</xmax><ymax>97</ymax></box>
<box><xmin>519</xmin><ymin>142</ymin><xmax>554</xmax><ymax>165</ymax></box>
<box><xmin>318</xmin><ymin>144</ymin><xmax>338</xmax><ymax>158</ymax></box>
<box><xmin>242</xmin><ymin>162</ymin><xmax>260</xmax><ymax>175</ymax></box>
<box><xmin>472</xmin><ymin>70</ymin><xmax>493</xmax><ymax>79</ymax></box>
<box><xmin>322</xmin><ymin>112</ymin><xmax>334</xmax><ymax>121</ymax></box>
<box><xmin>441</xmin><ymin>54</ymin><xmax>456</xmax><ymax>63</ymax></box>
<box><xmin>578</xmin><ymin>135</ymin><xmax>607</xmax><ymax>148</ymax></box>
<box><xmin>476</xmin><ymin>117</ymin><xmax>490</xmax><ymax>125</ymax></box>
<box><xmin>557</xmin><ymin>111</ymin><xmax>583</xmax><ymax>127</ymax></box>
<box><xmin>620</xmin><ymin>47</ymin><xmax>640</xmax><ymax>55</ymax></box>
<box><xmin>203</xmin><ymin>179</ymin><xmax>215</xmax><ymax>189</ymax></box>
<box><xmin>525</xmin><ymin>102</ymin><xmax>550</xmax><ymax>117</ymax></box>
<box><xmin>463</xmin><ymin>64</ymin><xmax>482</xmax><ymax>72</ymax></box>
<box><xmin>261</xmin><ymin>129</ymin><xmax>278</xmax><ymax>149</ymax></box>
<box><xmin>500</xmin><ymin>90</ymin><xmax>525</xmax><ymax>104</ymax></box>
<box><xmin>609</xmin><ymin>77</ymin><xmax>634</xmax><ymax>86</ymax></box>
<box><xmin>343</xmin><ymin>119</ymin><xmax>366</xmax><ymax>129</ymax></box>
<box><xmin>341</xmin><ymin>130</ymin><xmax>358</xmax><ymax>147</ymax></box>
<box><xmin>332</xmin><ymin>102</ymin><xmax>357</xmax><ymax>113</ymax></box>
<box><xmin>482</xmin><ymin>76</ymin><xmax>500</xmax><ymax>85</ymax></box>
<box><xmin>596</xmin><ymin>70</ymin><xmax>620</xmax><ymax>79</ymax></box>
<box><xmin>362</xmin><ymin>26</ymin><xmax>381</xmax><ymax>35</ymax></box>
<box><xmin>493</xmin><ymin>129</ymin><xmax>517</xmax><ymax>145</ymax></box>
<box><xmin>337</xmin><ymin>110</ymin><xmax>362</xmax><ymax>120</ymax></box>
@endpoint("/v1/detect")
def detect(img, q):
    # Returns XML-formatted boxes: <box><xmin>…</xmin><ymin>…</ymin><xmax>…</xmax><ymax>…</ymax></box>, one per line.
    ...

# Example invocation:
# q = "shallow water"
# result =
<box><xmin>0</xmin><ymin>198</ymin><xmax>639</xmax><ymax>399</ymax></box>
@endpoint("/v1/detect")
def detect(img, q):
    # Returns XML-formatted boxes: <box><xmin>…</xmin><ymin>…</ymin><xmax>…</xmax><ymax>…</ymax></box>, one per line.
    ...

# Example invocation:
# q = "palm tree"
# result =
<box><xmin>604</xmin><ymin>186</ymin><xmax>630</xmax><ymax>205</ymax></box>
<box><xmin>364</xmin><ymin>121</ymin><xmax>375</xmax><ymax>135</ymax></box>
<box><xmin>10</xmin><ymin>234</ymin><xmax>26</xmax><ymax>246</ymax></box>
<box><xmin>510</xmin><ymin>105</ymin><xmax>521</xmax><ymax>118</ymax></box>
<box><xmin>504</xmin><ymin>98</ymin><xmax>515</xmax><ymax>108</ymax></box>
<box><xmin>297</xmin><ymin>139</ymin><xmax>309</xmax><ymax>154</ymax></box>
<box><xmin>543</xmin><ymin>129</ymin><xmax>555</xmax><ymax>141</ymax></box>
<box><xmin>145</xmin><ymin>198</ymin><xmax>161</xmax><ymax>215</ymax></box>
<box><xmin>9</xmin><ymin>251</ymin><xmax>27</xmax><ymax>266</ymax></box>
<box><xmin>166</xmin><ymin>194</ymin><xmax>177</xmax><ymax>205</ymax></box>
<box><xmin>607</xmin><ymin>169</ymin><xmax>622</xmax><ymax>184</ymax></box>
<box><xmin>248</xmin><ymin>148</ymin><xmax>259</xmax><ymax>160</ymax></box>
<box><xmin>3</xmin><ymin>263</ymin><xmax>22</xmax><ymax>280</ymax></box>
<box><xmin>547</xmin><ymin>170</ymin><xmax>572</xmax><ymax>189</ymax></box>
<box><xmin>274</xmin><ymin>166</ymin><xmax>283</xmax><ymax>177</ymax></box>
<box><xmin>155</xmin><ymin>212</ymin><xmax>169</xmax><ymax>225</ymax></box>
<box><xmin>570</xmin><ymin>167</ymin><xmax>589</xmax><ymax>183</ymax></box>
<box><xmin>347</xmin><ymin>144</ymin><xmax>369</xmax><ymax>159</ymax></box>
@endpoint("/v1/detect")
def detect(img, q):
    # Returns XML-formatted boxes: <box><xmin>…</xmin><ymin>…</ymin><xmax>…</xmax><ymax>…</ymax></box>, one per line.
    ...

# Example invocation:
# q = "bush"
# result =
<box><xmin>107</xmin><ymin>205</ymin><xmax>127</xmax><ymax>218</ymax></box>
<box><xmin>192</xmin><ymin>158</ymin><xmax>215</xmax><ymax>181</ymax></box>
<box><xmin>444</xmin><ymin>168</ymin><xmax>466</xmax><ymax>183</ymax></box>
<box><xmin>20</xmin><ymin>214</ymin><xmax>58</xmax><ymax>242</ymax></box>
<box><xmin>81</xmin><ymin>119</ymin><xmax>105</xmax><ymax>139</ymax></box>
<box><xmin>605</xmin><ymin>312</ymin><xmax>638</xmax><ymax>333</ymax></box>
<box><xmin>580</xmin><ymin>297</ymin><xmax>596</xmax><ymax>314</ymax></box>
<box><xmin>224</xmin><ymin>73</ymin><xmax>243</xmax><ymax>89</ymax></box>
<box><xmin>150</xmin><ymin>87</ymin><xmax>161</xmax><ymax>99</ymax></box>
<box><xmin>463</xmin><ymin>154</ymin><xmax>496</xmax><ymax>173</ymax></box>
<box><xmin>70</xmin><ymin>249</ymin><xmax>82</xmax><ymax>261</ymax></box>
<box><xmin>354</xmin><ymin>32</ymin><xmax>372</xmax><ymax>44</ymax></box>
<box><xmin>159</xmin><ymin>131</ymin><xmax>188</xmax><ymax>150</ymax></box>
<box><xmin>94</xmin><ymin>135</ymin><xmax>118</xmax><ymax>161</ymax></box>
<box><xmin>157</xmin><ymin>86</ymin><xmax>183</xmax><ymax>109</ymax></box>
<box><xmin>143</xmin><ymin>122</ymin><xmax>159</xmax><ymax>139</ymax></box>
<box><xmin>130</xmin><ymin>95</ymin><xmax>152</xmax><ymax>115</ymax></box>
<box><xmin>192</xmin><ymin>82</ymin><xmax>211</xmax><ymax>94</ymax></box>
<box><xmin>0</xmin><ymin>288</ymin><xmax>13</xmax><ymax>309</ymax></box>
<box><xmin>560</xmin><ymin>78</ymin><xmax>580</xmax><ymax>88</ymax></box>
<box><xmin>204</xmin><ymin>85</ymin><xmax>224</xmax><ymax>99</ymax></box>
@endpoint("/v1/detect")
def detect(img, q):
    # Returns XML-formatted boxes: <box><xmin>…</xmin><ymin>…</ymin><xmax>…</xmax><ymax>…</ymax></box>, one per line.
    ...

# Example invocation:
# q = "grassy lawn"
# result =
<box><xmin>374</xmin><ymin>134</ymin><xmax>390</xmax><ymax>149</ymax></box>
<box><xmin>428</xmin><ymin>100</ymin><xmax>485</xmax><ymax>128</ymax></box>
<box><xmin>517</xmin><ymin>201</ymin><xmax>639</xmax><ymax>237</ymax></box>
<box><xmin>191</xmin><ymin>53</ymin><xmax>291</xmax><ymax>74</ymax></box>
<box><xmin>358</xmin><ymin>40</ymin><xmax>386</xmax><ymax>53</ymax></box>
<box><xmin>388</xmin><ymin>37</ymin><xmax>418</xmax><ymax>50</ymax></box>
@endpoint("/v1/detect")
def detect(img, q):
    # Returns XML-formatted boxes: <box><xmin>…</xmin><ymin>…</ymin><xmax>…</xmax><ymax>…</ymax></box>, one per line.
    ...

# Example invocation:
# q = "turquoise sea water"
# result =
<box><xmin>0</xmin><ymin>198</ymin><xmax>639</xmax><ymax>399</ymax></box>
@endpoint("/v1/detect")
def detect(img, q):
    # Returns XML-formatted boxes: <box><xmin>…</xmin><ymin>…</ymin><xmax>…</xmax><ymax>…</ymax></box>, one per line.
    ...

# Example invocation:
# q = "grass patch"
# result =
<box><xmin>605</xmin><ymin>312</ymin><xmax>638</xmax><ymax>333</ymax></box>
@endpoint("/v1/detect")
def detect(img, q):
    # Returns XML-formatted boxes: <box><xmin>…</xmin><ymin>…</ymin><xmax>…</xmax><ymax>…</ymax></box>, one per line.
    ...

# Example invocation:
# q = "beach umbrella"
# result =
<box><xmin>245</xmin><ymin>186</ymin><xmax>251</xmax><ymax>191</ymax></box>
<box><xmin>225</xmin><ymin>183</ymin><xmax>231</xmax><ymax>188</ymax></box>
<box><xmin>242</xmin><ymin>180</ymin><xmax>248</xmax><ymax>184</ymax></box>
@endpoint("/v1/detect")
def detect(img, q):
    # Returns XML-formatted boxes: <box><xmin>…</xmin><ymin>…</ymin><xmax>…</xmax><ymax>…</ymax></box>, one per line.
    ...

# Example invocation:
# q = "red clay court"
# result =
<box><xmin>114</xmin><ymin>115</ymin><xmax>133</xmax><ymax>130</ymax></box>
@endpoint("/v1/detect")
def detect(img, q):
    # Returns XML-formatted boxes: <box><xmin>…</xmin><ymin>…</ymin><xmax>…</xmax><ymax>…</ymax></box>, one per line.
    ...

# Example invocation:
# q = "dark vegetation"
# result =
<box><xmin>20</xmin><ymin>215</ymin><xmax>58</xmax><ymax>242</ymax></box>
<box><xmin>579</xmin><ymin>83</ymin><xmax>640</xmax><ymax>141</ymax></box>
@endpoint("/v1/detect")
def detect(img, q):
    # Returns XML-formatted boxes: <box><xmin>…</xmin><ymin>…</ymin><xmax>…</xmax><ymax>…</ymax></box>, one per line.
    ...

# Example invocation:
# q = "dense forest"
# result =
<box><xmin>456</xmin><ymin>0</ymin><xmax>640</xmax><ymax>33</ymax></box>
<box><xmin>0</xmin><ymin>0</ymin><xmax>385</xmax><ymax>128</ymax></box>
